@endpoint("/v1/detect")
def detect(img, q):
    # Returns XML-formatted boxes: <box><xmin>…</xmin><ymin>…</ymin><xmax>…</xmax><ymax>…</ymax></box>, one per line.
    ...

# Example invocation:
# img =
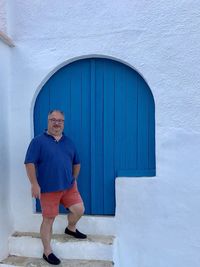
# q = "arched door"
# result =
<box><xmin>34</xmin><ymin>58</ymin><xmax>155</xmax><ymax>215</ymax></box>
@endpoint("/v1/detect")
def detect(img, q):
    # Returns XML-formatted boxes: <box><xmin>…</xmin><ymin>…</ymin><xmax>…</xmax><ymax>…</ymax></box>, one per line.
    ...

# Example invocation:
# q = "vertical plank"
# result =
<box><xmin>78</xmin><ymin>59</ymin><xmax>91</xmax><ymax>214</ymax></box>
<box><xmin>103</xmin><ymin>59</ymin><xmax>115</xmax><ymax>215</ymax></box>
<box><xmin>114</xmin><ymin>64</ymin><xmax>127</xmax><ymax>175</ymax></box>
<box><xmin>124</xmin><ymin>67</ymin><xmax>138</xmax><ymax>170</ymax></box>
<box><xmin>137</xmin><ymin>75</ymin><xmax>149</xmax><ymax>172</ymax></box>
<box><xmin>90</xmin><ymin>59</ymin><xmax>97</xmax><ymax>214</ymax></box>
<box><xmin>70</xmin><ymin>61</ymin><xmax>82</xmax><ymax>145</ymax></box>
<box><xmin>34</xmin><ymin>82</ymin><xmax>50</xmax><ymax>135</ymax></box>
<box><xmin>92</xmin><ymin>58</ymin><xmax>104</xmax><ymax>214</ymax></box>
<box><xmin>148</xmin><ymin>88</ymin><xmax>156</xmax><ymax>174</ymax></box>
<box><xmin>62</xmin><ymin>65</ymin><xmax>72</xmax><ymax>137</ymax></box>
<box><xmin>49</xmin><ymin>68</ymin><xmax>67</xmax><ymax>112</ymax></box>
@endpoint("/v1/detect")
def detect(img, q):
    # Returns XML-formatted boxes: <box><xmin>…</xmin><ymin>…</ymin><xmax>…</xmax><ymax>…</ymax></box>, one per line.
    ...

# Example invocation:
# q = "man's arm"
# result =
<box><xmin>25</xmin><ymin>163</ymin><xmax>41</xmax><ymax>199</ymax></box>
<box><xmin>72</xmin><ymin>164</ymin><xmax>81</xmax><ymax>179</ymax></box>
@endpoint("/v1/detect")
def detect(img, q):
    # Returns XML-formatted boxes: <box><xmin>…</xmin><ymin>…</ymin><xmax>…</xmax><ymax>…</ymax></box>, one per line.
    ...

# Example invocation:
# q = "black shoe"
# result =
<box><xmin>65</xmin><ymin>227</ymin><xmax>87</xmax><ymax>239</ymax></box>
<box><xmin>43</xmin><ymin>253</ymin><xmax>61</xmax><ymax>265</ymax></box>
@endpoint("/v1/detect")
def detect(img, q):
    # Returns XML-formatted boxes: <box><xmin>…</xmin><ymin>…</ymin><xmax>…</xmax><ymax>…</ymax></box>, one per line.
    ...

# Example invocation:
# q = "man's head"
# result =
<box><xmin>47</xmin><ymin>110</ymin><xmax>65</xmax><ymax>137</ymax></box>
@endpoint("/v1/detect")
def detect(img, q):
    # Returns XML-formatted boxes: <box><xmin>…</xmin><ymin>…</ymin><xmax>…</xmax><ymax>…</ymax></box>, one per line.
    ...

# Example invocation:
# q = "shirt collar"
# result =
<box><xmin>44</xmin><ymin>130</ymin><xmax>65</xmax><ymax>140</ymax></box>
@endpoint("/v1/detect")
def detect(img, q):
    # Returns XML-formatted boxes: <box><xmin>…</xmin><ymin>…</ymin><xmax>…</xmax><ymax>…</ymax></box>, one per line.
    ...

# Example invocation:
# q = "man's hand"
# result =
<box><xmin>73</xmin><ymin>164</ymin><xmax>81</xmax><ymax>179</ymax></box>
<box><xmin>25</xmin><ymin>163</ymin><xmax>41</xmax><ymax>199</ymax></box>
<box><xmin>31</xmin><ymin>183</ymin><xmax>41</xmax><ymax>199</ymax></box>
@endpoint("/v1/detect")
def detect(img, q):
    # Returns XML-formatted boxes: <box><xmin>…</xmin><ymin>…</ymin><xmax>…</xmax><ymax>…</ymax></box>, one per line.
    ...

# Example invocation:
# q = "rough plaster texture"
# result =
<box><xmin>1</xmin><ymin>0</ymin><xmax>200</xmax><ymax>266</ymax></box>
<box><xmin>116</xmin><ymin>127</ymin><xmax>200</xmax><ymax>267</ymax></box>
<box><xmin>0</xmin><ymin>42</ymin><xmax>13</xmax><ymax>260</ymax></box>
<box><xmin>0</xmin><ymin>0</ymin><xmax>7</xmax><ymax>33</ymax></box>
<box><xmin>7</xmin><ymin>0</ymin><xmax>200</xmax><ymax>130</ymax></box>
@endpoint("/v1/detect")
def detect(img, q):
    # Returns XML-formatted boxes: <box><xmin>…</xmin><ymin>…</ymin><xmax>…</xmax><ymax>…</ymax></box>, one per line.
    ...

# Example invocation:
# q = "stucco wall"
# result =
<box><xmin>0</xmin><ymin>0</ymin><xmax>7</xmax><ymax>33</ymax></box>
<box><xmin>0</xmin><ymin>41</ymin><xmax>13</xmax><ymax>260</ymax></box>
<box><xmin>116</xmin><ymin>127</ymin><xmax>200</xmax><ymax>266</ymax></box>
<box><xmin>5</xmin><ymin>0</ymin><xmax>200</xmax><ymax>266</ymax></box>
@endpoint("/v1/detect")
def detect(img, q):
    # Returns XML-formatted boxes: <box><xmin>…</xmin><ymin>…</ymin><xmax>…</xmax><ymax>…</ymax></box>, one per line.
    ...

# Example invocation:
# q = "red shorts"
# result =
<box><xmin>40</xmin><ymin>182</ymin><xmax>83</xmax><ymax>218</ymax></box>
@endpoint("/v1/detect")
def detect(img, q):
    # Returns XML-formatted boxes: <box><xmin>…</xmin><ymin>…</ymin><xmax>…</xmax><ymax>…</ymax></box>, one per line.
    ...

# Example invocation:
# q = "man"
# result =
<box><xmin>25</xmin><ymin>110</ymin><xmax>86</xmax><ymax>265</ymax></box>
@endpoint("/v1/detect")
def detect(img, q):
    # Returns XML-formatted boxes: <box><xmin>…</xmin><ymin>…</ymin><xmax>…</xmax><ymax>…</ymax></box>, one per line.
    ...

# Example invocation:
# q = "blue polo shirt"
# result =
<box><xmin>24</xmin><ymin>132</ymin><xmax>80</xmax><ymax>193</ymax></box>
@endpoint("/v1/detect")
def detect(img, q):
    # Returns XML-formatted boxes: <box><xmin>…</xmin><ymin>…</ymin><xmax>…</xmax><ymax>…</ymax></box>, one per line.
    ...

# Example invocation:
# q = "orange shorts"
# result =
<box><xmin>40</xmin><ymin>181</ymin><xmax>83</xmax><ymax>218</ymax></box>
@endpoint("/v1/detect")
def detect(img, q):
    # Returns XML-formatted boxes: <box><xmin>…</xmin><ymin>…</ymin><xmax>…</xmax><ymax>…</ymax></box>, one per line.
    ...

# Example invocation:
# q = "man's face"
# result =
<box><xmin>47</xmin><ymin>111</ymin><xmax>64</xmax><ymax>136</ymax></box>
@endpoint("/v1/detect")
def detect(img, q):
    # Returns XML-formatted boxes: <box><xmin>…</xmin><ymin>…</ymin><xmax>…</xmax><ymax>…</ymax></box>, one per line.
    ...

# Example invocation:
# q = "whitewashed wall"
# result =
<box><xmin>0</xmin><ymin>0</ymin><xmax>7</xmax><ymax>33</ymax></box>
<box><xmin>5</xmin><ymin>0</ymin><xmax>200</xmax><ymax>266</ymax></box>
<box><xmin>116</xmin><ymin>127</ymin><xmax>200</xmax><ymax>266</ymax></box>
<box><xmin>0</xmin><ymin>41</ymin><xmax>13</xmax><ymax>260</ymax></box>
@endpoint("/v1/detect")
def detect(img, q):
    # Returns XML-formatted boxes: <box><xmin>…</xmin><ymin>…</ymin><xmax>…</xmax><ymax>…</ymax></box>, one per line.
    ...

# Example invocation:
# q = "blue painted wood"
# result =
<box><xmin>77</xmin><ymin>60</ymin><xmax>91</xmax><ymax>214</ymax></box>
<box><xmin>34</xmin><ymin>58</ymin><xmax>155</xmax><ymax>215</ymax></box>
<box><xmin>103</xmin><ymin>60</ymin><xmax>116</xmax><ymax>214</ymax></box>
<box><xmin>90</xmin><ymin>59</ymin><xmax>98</xmax><ymax>214</ymax></box>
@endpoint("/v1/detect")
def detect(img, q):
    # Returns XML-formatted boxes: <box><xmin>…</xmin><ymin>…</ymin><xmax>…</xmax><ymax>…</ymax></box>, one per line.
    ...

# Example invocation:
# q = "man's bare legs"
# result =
<box><xmin>40</xmin><ymin>217</ymin><xmax>55</xmax><ymax>256</ymax></box>
<box><xmin>65</xmin><ymin>202</ymin><xmax>87</xmax><ymax>239</ymax></box>
<box><xmin>67</xmin><ymin>203</ymin><xmax>85</xmax><ymax>232</ymax></box>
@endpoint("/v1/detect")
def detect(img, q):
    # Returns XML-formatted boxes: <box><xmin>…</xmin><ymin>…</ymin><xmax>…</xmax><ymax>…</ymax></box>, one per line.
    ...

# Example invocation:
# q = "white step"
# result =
<box><xmin>0</xmin><ymin>256</ymin><xmax>114</xmax><ymax>267</ymax></box>
<box><xmin>8</xmin><ymin>232</ymin><xmax>115</xmax><ymax>261</ymax></box>
<box><xmin>16</xmin><ymin>215</ymin><xmax>116</xmax><ymax>236</ymax></box>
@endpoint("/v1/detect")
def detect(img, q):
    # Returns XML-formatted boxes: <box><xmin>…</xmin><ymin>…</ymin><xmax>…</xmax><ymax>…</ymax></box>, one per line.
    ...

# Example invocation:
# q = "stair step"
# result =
<box><xmin>0</xmin><ymin>255</ymin><xmax>114</xmax><ymax>267</ymax></box>
<box><xmin>16</xmin><ymin>215</ymin><xmax>116</xmax><ymax>236</ymax></box>
<box><xmin>9</xmin><ymin>232</ymin><xmax>115</xmax><ymax>261</ymax></box>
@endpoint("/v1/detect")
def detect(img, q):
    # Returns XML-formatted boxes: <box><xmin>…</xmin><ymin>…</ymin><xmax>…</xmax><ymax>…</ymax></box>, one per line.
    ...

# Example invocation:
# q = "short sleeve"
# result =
<box><xmin>24</xmin><ymin>138</ymin><xmax>41</xmax><ymax>164</ymax></box>
<box><xmin>73</xmin><ymin>146</ymin><xmax>80</xmax><ymax>165</ymax></box>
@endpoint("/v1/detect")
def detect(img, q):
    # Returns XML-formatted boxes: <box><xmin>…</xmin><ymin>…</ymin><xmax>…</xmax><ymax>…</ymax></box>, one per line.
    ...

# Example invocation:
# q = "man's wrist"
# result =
<box><xmin>31</xmin><ymin>181</ymin><xmax>39</xmax><ymax>186</ymax></box>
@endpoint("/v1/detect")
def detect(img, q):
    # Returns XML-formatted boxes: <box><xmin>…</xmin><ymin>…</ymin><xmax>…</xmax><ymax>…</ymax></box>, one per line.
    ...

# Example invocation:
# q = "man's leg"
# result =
<box><xmin>40</xmin><ymin>191</ymin><xmax>61</xmax><ymax>264</ymax></box>
<box><xmin>64</xmin><ymin>202</ymin><xmax>87</xmax><ymax>239</ymax></box>
<box><xmin>61</xmin><ymin>183</ymin><xmax>87</xmax><ymax>239</ymax></box>
<box><xmin>67</xmin><ymin>202</ymin><xmax>85</xmax><ymax>232</ymax></box>
<box><xmin>40</xmin><ymin>216</ymin><xmax>55</xmax><ymax>256</ymax></box>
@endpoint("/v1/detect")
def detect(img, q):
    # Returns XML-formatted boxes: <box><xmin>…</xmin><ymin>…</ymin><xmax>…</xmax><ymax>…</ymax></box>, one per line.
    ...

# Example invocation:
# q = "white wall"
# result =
<box><xmin>5</xmin><ymin>0</ymin><xmax>200</xmax><ymax>266</ymax></box>
<box><xmin>116</xmin><ymin>127</ymin><xmax>200</xmax><ymax>267</ymax></box>
<box><xmin>0</xmin><ymin>0</ymin><xmax>7</xmax><ymax>33</ymax></box>
<box><xmin>0</xmin><ymin>41</ymin><xmax>13</xmax><ymax>260</ymax></box>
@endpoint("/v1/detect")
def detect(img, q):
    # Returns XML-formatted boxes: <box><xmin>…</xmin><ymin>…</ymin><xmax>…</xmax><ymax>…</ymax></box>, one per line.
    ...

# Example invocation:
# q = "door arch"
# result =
<box><xmin>34</xmin><ymin>57</ymin><xmax>155</xmax><ymax>215</ymax></box>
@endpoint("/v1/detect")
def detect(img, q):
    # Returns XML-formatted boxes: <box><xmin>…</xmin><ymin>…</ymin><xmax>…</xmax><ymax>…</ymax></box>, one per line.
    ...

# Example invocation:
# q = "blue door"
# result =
<box><xmin>34</xmin><ymin>58</ymin><xmax>155</xmax><ymax>215</ymax></box>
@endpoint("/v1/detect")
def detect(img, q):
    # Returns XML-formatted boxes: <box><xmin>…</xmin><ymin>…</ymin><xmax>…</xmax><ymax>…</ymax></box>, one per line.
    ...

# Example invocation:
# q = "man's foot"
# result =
<box><xmin>43</xmin><ymin>253</ymin><xmax>61</xmax><ymax>265</ymax></box>
<box><xmin>65</xmin><ymin>227</ymin><xmax>87</xmax><ymax>239</ymax></box>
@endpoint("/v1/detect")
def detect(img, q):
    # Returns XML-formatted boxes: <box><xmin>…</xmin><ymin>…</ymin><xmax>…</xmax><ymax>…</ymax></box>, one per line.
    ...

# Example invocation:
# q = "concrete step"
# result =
<box><xmin>16</xmin><ymin>215</ymin><xmax>116</xmax><ymax>236</ymax></box>
<box><xmin>8</xmin><ymin>232</ymin><xmax>115</xmax><ymax>261</ymax></box>
<box><xmin>0</xmin><ymin>256</ymin><xmax>114</xmax><ymax>267</ymax></box>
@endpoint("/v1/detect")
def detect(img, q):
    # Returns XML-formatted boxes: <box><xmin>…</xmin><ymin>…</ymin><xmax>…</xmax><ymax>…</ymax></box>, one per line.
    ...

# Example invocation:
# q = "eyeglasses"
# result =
<box><xmin>49</xmin><ymin>118</ymin><xmax>64</xmax><ymax>124</ymax></box>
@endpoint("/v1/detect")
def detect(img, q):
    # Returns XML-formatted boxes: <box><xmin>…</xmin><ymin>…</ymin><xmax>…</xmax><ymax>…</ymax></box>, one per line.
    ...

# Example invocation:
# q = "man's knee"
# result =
<box><xmin>78</xmin><ymin>203</ymin><xmax>85</xmax><ymax>216</ymax></box>
<box><xmin>69</xmin><ymin>203</ymin><xmax>85</xmax><ymax>217</ymax></box>
<box><xmin>42</xmin><ymin>216</ymin><xmax>55</xmax><ymax>226</ymax></box>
